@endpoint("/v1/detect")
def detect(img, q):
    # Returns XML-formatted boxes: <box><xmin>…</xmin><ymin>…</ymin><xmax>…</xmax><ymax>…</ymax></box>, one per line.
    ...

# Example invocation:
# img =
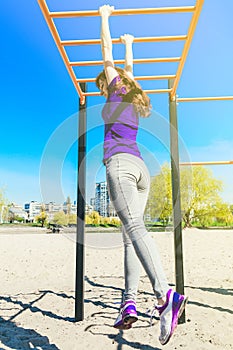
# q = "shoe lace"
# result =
<box><xmin>146</xmin><ymin>305</ymin><xmax>159</xmax><ymax>326</ymax></box>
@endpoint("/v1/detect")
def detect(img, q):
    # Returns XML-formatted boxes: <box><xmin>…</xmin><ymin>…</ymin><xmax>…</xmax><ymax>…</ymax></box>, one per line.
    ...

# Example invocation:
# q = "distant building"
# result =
<box><xmin>62</xmin><ymin>203</ymin><xmax>76</xmax><ymax>215</ymax></box>
<box><xmin>95</xmin><ymin>182</ymin><xmax>109</xmax><ymax>217</ymax></box>
<box><xmin>85</xmin><ymin>204</ymin><xmax>93</xmax><ymax>215</ymax></box>
<box><xmin>44</xmin><ymin>202</ymin><xmax>64</xmax><ymax>222</ymax></box>
<box><xmin>94</xmin><ymin>182</ymin><xmax>117</xmax><ymax>217</ymax></box>
<box><xmin>107</xmin><ymin>200</ymin><xmax>117</xmax><ymax>218</ymax></box>
<box><xmin>90</xmin><ymin>197</ymin><xmax>95</xmax><ymax>208</ymax></box>
<box><xmin>45</xmin><ymin>202</ymin><xmax>63</xmax><ymax>213</ymax></box>
<box><xmin>0</xmin><ymin>205</ymin><xmax>7</xmax><ymax>224</ymax></box>
<box><xmin>6</xmin><ymin>199</ymin><xmax>99</xmax><ymax>223</ymax></box>
<box><xmin>9</xmin><ymin>204</ymin><xmax>28</xmax><ymax>222</ymax></box>
<box><xmin>24</xmin><ymin>201</ymin><xmax>42</xmax><ymax>222</ymax></box>
<box><xmin>24</xmin><ymin>201</ymin><xmax>67</xmax><ymax>222</ymax></box>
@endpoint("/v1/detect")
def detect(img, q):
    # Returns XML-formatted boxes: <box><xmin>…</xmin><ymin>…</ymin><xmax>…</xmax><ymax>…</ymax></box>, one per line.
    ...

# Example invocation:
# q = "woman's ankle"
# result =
<box><xmin>157</xmin><ymin>297</ymin><xmax>166</xmax><ymax>306</ymax></box>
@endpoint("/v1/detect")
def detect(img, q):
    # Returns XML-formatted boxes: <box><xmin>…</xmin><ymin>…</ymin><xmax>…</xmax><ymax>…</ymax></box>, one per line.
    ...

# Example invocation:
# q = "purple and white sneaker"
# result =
<box><xmin>156</xmin><ymin>289</ymin><xmax>188</xmax><ymax>345</ymax></box>
<box><xmin>114</xmin><ymin>300</ymin><xmax>138</xmax><ymax>330</ymax></box>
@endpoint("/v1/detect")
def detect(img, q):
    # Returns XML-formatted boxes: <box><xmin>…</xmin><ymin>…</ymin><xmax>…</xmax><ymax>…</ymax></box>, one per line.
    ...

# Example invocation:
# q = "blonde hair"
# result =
<box><xmin>96</xmin><ymin>67</ymin><xmax>151</xmax><ymax>118</ymax></box>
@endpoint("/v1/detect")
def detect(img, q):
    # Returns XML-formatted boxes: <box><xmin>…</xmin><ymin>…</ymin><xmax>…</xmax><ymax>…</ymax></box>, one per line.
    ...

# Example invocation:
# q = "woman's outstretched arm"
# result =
<box><xmin>120</xmin><ymin>34</ymin><xmax>135</xmax><ymax>80</ymax></box>
<box><xmin>99</xmin><ymin>5</ymin><xmax>118</xmax><ymax>85</ymax></box>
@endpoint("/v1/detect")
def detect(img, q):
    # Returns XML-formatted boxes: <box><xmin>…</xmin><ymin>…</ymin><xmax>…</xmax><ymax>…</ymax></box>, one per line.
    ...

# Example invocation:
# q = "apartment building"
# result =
<box><xmin>95</xmin><ymin>182</ymin><xmax>109</xmax><ymax>217</ymax></box>
<box><xmin>94</xmin><ymin>181</ymin><xmax>117</xmax><ymax>217</ymax></box>
<box><xmin>24</xmin><ymin>201</ymin><xmax>42</xmax><ymax>222</ymax></box>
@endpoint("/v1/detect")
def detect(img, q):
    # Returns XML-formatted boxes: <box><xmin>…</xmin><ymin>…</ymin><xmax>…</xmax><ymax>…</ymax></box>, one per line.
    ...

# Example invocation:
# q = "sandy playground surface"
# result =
<box><xmin>0</xmin><ymin>226</ymin><xmax>232</xmax><ymax>350</ymax></box>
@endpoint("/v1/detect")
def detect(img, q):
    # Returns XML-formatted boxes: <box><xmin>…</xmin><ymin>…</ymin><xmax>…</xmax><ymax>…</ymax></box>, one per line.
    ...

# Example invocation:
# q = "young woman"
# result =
<box><xmin>96</xmin><ymin>5</ymin><xmax>188</xmax><ymax>346</ymax></box>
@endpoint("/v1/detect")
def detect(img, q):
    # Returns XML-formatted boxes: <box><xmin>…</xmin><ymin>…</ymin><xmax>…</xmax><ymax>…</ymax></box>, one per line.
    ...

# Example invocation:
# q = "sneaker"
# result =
<box><xmin>156</xmin><ymin>289</ymin><xmax>188</xmax><ymax>345</ymax></box>
<box><xmin>114</xmin><ymin>300</ymin><xmax>138</xmax><ymax>330</ymax></box>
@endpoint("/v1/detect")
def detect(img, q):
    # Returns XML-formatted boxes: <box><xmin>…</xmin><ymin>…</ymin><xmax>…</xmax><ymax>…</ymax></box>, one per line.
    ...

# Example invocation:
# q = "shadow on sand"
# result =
<box><xmin>1</xmin><ymin>277</ymin><xmax>232</xmax><ymax>349</ymax></box>
<box><xmin>0</xmin><ymin>315</ymin><xmax>59</xmax><ymax>350</ymax></box>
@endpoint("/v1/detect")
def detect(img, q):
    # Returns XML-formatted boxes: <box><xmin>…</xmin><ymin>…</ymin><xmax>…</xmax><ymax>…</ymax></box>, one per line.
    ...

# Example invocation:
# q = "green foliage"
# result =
<box><xmin>181</xmin><ymin>166</ymin><xmax>223</xmax><ymax>227</ymax></box>
<box><xmin>0</xmin><ymin>189</ymin><xmax>8</xmax><ymax>223</ymax></box>
<box><xmin>147</xmin><ymin>163</ymin><xmax>230</xmax><ymax>228</ymax></box>
<box><xmin>67</xmin><ymin>214</ymin><xmax>76</xmax><ymax>225</ymax></box>
<box><xmin>85</xmin><ymin>212</ymin><xmax>121</xmax><ymax>227</ymax></box>
<box><xmin>147</xmin><ymin>163</ymin><xmax>172</xmax><ymax>225</ymax></box>
<box><xmin>85</xmin><ymin>215</ymin><xmax>93</xmax><ymax>225</ymax></box>
<box><xmin>86</xmin><ymin>211</ymin><xmax>100</xmax><ymax>226</ymax></box>
<box><xmin>52</xmin><ymin>211</ymin><xmax>68</xmax><ymax>226</ymax></box>
<box><xmin>109</xmin><ymin>217</ymin><xmax>121</xmax><ymax>227</ymax></box>
<box><xmin>8</xmin><ymin>211</ymin><xmax>25</xmax><ymax>223</ymax></box>
<box><xmin>35</xmin><ymin>211</ymin><xmax>48</xmax><ymax>227</ymax></box>
<box><xmin>66</xmin><ymin>196</ymin><xmax>71</xmax><ymax>215</ymax></box>
<box><xmin>229</xmin><ymin>205</ymin><xmax>233</xmax><ymax>215</ymax></box>
<box><xmin>14</xmin><ymin>216</ymin><xmax>24</xmax><ymax>223</ymax></box>
<box><xmin>100</xmin><ymin>216</ymin><xmax>110</xmax><ymax>227</ymax></box>
<box><xmin>0</xmin><ymin>190</ymin><xmax>5</xmax><ymax>207</ymax></box>
<box><xmin>214</xmin><ymin>202</ymin><xmax>233</xmax><ymax>226</ymax></box>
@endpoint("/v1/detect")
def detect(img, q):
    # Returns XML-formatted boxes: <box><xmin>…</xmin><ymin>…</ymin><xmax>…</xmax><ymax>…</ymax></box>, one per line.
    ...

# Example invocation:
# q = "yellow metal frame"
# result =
<box><xmin>61</xmin><ymin>35</ymin><xmax>187</xmax><ymax>46</ymax></box>
<box><xmin>180</xmin><ymin>160</ymin><xmax>233</xmax><ymax>166</ymax></box>
<box><xmin>70</xmin><ymin>57</ymin><xmax>181</xmax><ymax>67</ymax></box>
<box><xmin>49</xmin><ymin>6</ymin><xmax>197</xmax><ymax>18</ymax></box>
<box><xmin>37</xmin><ymin>0</ymin><xmax>233</xmax><ymax>105</ymax></box>
<box><xmin>177</xmin><ymin>96</ymin><xmax>233</xmax><ymax>102</ymax></box>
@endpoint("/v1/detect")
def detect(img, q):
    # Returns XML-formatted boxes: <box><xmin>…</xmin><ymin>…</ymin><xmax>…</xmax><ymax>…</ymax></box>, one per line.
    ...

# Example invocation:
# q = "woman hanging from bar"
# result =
<box><xmin>96</xmin><ymin>5</ymin><xmax>188</xmax><ymax>346</ymax></box>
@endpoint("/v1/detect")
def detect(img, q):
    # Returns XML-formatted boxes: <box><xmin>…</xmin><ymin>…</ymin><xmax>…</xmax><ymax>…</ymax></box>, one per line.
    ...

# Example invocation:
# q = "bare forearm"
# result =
<box><xmin>121</xmin><ymin>34</ymin><xmax>134</xmax><ymax>78</ymax></box>
<box><xmin>98</xmin><ymin>5</ymin><xmax>118</xmax><ymax>84</ymax></box>
<box><xmin>101</xmin><ymin>16</ymin><xmax>113</xmax><ymax>63</ymax></box>
<box><xmin>124</xmin><ymin>42</ymin><xmax>133</xmax><ymax>74</ymax></box>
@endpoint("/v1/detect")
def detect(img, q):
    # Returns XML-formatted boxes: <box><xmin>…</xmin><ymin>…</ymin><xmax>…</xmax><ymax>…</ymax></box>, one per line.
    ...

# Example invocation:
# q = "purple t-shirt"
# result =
<box><xmin>102</xmin><ymin>75</ymin><xmax>142</xmax><ymax>162</ymax></box>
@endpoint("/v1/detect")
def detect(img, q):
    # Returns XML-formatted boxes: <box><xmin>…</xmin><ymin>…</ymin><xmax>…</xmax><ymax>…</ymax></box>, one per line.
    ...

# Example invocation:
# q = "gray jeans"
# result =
<box><xmin>105</xmin><ymin>153</ymin><xmax>169</xmax><ymax>301</ymax></box>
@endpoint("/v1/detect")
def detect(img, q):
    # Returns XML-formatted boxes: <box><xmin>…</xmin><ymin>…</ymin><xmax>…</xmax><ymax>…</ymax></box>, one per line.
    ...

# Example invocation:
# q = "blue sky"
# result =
<box><xmin>1</xmin><ymin>0</ymin><xmax>233</xmax><ymax>206</ymax></box>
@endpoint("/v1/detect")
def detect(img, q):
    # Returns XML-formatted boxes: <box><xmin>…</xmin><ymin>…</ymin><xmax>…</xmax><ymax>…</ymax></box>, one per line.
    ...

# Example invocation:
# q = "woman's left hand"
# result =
<box><xmin>120</xmin><ymin>34</ymin><xmax>134</xmax><ymax>45</ymax></box>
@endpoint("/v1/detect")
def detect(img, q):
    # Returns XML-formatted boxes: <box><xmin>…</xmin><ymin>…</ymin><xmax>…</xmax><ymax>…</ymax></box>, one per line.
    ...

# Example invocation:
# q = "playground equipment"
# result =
<box><xmin>180</xmin><ymin>161</ymin><xmax>233</xmax><ymax>166</ymax></box>
<box><xmin>37</xmin><ymin>0</ymin><xmax>233</xmax><ymax>324</ymax></box>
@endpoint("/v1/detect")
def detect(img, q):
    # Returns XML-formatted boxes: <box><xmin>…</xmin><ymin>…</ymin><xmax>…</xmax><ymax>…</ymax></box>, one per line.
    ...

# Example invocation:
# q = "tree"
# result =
<box><xmin>85</xmin><ymin>214</ymin><xmax>92</xmax><ymax>225</ymax></box>
<box><xmin>35</xmin><ymin>204</ymin><xmax>48</xmax><ymax>227</ymax></box>
<box><xmin>52</xmin><ymin>211</ymin><xmax>68</xmax><ymax>226</ymax></box>
<box><xmin>147</xmin><ymin>163</ymin><xmax>172</xmax><ymax>225</ymax></box>
<box><xmin>86</xmin><ymin>211</ymin><xmax>100</xmax><ymax>226</ymax></box>
<box><xmin>230</xmin><ymin>205</ymin><xmax>233</xmax><ymax>215</ymax></box>
<box><xmin>68</xmin><ymin>214</ymin><xmax>76</xmax><ymax>225</ymax></box>
<box><xmin>214</xmin><ymin>202</ymin><xmax>233</xmax><ymax>226</ymax></box>
<box><xmin>0</xmin><ymin>189</ymin><xmax>8</xmax><ymax>223</ymax></box>
<box><xmin>181</xmin><ymin>166</ymin><xmax>223</xmax><ymax>227</ymax></box>
<box><xmin>148</xmin><ymin>164</ymin><xmax>225</xmax><ymax>227</ymax></box>
<box><xmin>66</xmin><ymin>196</ymin><xmax>71</xmax><ymax>215</ymax></box>
<box><xmin>110</xmin><ymin>217</ymin><xmax>121</xmax><ymax>227</ymax></box>
<box><xmin>89</xmin><ymin>211</ymin><xmax>100</xmax><ymax>225</ymax></box>
<box><xmin>35</xmin><ymin>211</ymin><xmax>47</xmax><ymax>227</ymax></box>
<box><xmin>100</xmin><ymin>216</ymin><xmax>110</xmax><ymax>226</ymax></box>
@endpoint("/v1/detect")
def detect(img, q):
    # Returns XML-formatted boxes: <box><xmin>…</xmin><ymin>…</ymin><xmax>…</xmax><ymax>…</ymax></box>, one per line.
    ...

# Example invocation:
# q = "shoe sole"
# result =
<box><xmin>161</xmin><ymin>296</ymin><xmax>188</xmax><ymax>346</ymax></box>
<box><xmin>178</xmin><ymin>296</ymin><xmax>188</xmax><ymax>319</ymax></box>
<box><xmin>114</xmin><ymin>314</ymin><xmax>138</xmax><ymax>330</ymax></box>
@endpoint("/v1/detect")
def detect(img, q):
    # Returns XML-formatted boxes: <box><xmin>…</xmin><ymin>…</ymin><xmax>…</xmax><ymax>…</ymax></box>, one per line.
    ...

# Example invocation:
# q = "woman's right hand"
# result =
<box><xmin>99</xmin><ymin>5</ymin><xmax>114</xmax><ymax>18</ymax></box>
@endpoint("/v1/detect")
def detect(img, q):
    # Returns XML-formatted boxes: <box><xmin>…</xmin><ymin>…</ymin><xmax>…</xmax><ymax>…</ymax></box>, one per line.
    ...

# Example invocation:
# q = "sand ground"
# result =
<box><xmin>0</xmin><ymin>226</ymin><xmax>232</xmax><ymax>350</ymax></box>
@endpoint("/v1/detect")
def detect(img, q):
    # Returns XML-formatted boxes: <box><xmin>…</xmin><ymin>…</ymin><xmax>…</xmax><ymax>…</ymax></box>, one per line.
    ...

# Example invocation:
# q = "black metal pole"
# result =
<box><xmin>75</xmin><ymin>83</ymin><xmax>87</xmax><ymax>321</ymax></box>
<box><xmin>168</xmin><ymin>79</ymin><xmax>185</xmax><ymax>324</ymax></box>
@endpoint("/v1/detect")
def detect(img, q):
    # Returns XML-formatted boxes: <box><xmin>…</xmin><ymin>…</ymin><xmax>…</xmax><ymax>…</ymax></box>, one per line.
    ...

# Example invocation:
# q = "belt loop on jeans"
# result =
<box><xmin>103</xmin><ymin>158</ymin><xmax>109</xmax><ymax>166</ymax></box>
